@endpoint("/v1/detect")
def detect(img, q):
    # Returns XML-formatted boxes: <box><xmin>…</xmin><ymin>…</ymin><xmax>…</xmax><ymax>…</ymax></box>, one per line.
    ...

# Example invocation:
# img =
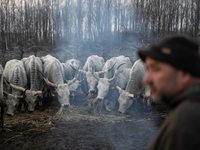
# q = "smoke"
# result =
<box><xmin>52</xmin><ymin>0</ymin><xmax>154</xmax><ymax>64</ymax></box>
<box><xmin>52</xmin><ymin>1</ymin><xmax>161</xmax><ymax>148</ymax></box>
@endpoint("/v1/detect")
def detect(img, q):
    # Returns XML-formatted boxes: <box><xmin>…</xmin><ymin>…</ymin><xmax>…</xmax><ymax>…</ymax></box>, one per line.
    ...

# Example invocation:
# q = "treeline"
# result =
<box><xmin>0</xmin><ymin>0</ymin><xmax>199</xmax><ymax>66</ymax></box>
<box><xmin>133</xmin><ymin>0</ymin><xmax>200</xmax><ymax>41</ymax></box>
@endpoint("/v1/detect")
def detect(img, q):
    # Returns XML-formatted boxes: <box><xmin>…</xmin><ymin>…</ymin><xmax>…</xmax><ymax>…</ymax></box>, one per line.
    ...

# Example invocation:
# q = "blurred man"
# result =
<box><xmin>138</xmin><ymin>35</ymin><xmax>200</xmax><ymax>150</ymax></box>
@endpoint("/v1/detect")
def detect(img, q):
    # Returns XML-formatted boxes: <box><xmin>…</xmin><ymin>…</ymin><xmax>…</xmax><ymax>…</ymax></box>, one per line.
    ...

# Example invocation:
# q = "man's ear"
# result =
<box><xmin>179</xmin><ymin>70</ymin><xmax>191</xmax><ymax>87</ymax></box>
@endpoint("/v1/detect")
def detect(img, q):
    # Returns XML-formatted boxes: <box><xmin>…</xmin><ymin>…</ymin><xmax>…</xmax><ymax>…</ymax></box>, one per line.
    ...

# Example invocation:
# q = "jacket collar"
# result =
<box><xmin>168</xmin><ymin>80</ymin><xmax>200</xmax><ymax>108</ymax></box>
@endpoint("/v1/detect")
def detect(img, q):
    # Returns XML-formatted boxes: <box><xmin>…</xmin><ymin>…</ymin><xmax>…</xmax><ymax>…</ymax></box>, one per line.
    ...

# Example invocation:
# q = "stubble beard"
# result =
<box><xmin>151</xmin><ymin>92</ymin><xmax>172</xmax><ymax>105</ymax></box>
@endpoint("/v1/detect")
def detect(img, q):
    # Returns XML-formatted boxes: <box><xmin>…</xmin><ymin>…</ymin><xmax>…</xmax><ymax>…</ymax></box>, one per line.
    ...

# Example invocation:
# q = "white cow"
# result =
<box><xmin>63</xmin><ymin>59</ymin><xmax>81</xmax><ymax>99</ymax></box>
<box><xmin>4</xmin><ymin>60</ymin><xmax>28</xmax><ymax>116</ymax></box>
<box><xmin>103</xmin><ymin>68</ymin><xmax>131</xmax><ymax>111</ymax></box>
<box><xmin>0</xmin><ymin>65</ymin><xmax>4</xmax><ymax>129</ymax></box>
<box><xmin>95</xmin><ymin>55</ymin><xmax>132</xmax><ymax>101</ymax></box>
<box><xmin>116</xmin><ymin>59</ymin><xmax>150</xmax><ymax>113</ymax></box>
<box><xmin>21</xmin><ymin>55</ymin><xmax>44</xmax><ymax>111</ymax></box>
<box><xmin>80</xmin><ymin>55</ymin><xmax>105</xmax><ymax>96</ymax></box>
<box><xmin>41</xmin><ymin>55</ymin><xmax>78</xmax><ymax>107</ymax></box>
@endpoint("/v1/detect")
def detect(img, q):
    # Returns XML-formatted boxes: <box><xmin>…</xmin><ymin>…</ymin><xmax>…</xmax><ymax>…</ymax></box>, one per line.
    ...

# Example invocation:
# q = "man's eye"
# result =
<box><xmin>152</xmin><ymin>67</ymin><xmax>160</xmax><ymax>72</ymax></box>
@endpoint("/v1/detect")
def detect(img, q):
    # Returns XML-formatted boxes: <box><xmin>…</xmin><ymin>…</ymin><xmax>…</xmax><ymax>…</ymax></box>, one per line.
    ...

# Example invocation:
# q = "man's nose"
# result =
<box><xmin>143</xmin><ymin>72</ymin><xmax>152</xmax><ymax>84</ymax></box>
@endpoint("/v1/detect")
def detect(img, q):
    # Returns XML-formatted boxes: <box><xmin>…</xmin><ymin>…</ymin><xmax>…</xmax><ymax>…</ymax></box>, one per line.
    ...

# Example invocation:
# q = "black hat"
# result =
<box><xmin>138</xmin><ymin>35</ymin><xmax>200</xmax><ymax>77</ymax></box>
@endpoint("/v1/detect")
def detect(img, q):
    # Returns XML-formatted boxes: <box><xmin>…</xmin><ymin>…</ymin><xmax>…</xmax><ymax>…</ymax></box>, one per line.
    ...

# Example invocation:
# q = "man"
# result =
<box><xmin>138</xmin><ymin>35</ymin><xmax>200</xmax><ymax>150</ymax></box>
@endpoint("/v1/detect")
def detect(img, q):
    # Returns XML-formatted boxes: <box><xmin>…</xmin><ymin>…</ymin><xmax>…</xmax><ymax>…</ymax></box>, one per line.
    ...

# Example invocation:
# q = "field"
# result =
<box><xmin>0</xmin><ymin>89</ymin><xmax>168</xmax><ymax>150</ymax></box>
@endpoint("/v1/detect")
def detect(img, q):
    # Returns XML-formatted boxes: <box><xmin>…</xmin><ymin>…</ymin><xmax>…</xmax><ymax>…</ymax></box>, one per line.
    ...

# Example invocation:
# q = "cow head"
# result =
<box><xmin>94</xmin><ymin>70</ymin><xmax>119</xmax><ymax>101</ymax></box>
<box><xmin>4</xmin><ymin>77</ymin><xmax>43</xmax><ymax>112</ymax></box>
<box><xmin>43</xmin><ymin>75</ymin><xmax>78</xmax><ymax>107</ymax></box>
<box><xmin>24</xmin><ymin>90</ymin><xmax>43</xmax><ymax>111</ymax></box>
<box><xmin>3</xmin><ymin>91</ymin><xmax>23</xmax><ymax>116</ymax></box>
<box><xmin>68</xmin><ymin>80</ymin><xmax>81</xmax><ymax>99</ymax></box>
<box><xmin>80</xmin><ymin>70</ymin><xmax>99</xmax><ymax>94</ymax></box>
<box><xmin>104</xmin><ymin>98</ymin><xmax>117</xmax><ymax>112</ymax></box>
<box><xmin>116</xmin><ymin>86</ymin><xmax>135</xmax><ymax>113</ymax></box>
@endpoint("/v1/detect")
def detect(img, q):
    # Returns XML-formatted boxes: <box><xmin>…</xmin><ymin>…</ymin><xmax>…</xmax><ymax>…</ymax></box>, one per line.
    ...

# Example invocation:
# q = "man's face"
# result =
<box><xmin>144</xmin><ymin>57</ymin><xmax>182</xmax><ymax>103</ymax></box>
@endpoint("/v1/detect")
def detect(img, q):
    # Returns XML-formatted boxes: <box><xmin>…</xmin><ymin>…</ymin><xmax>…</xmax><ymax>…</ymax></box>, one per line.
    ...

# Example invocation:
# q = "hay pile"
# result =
<box><xmin>4</xmin><ymin>107</ymin><xmax>53</xmax><ymax>132</ymax></box>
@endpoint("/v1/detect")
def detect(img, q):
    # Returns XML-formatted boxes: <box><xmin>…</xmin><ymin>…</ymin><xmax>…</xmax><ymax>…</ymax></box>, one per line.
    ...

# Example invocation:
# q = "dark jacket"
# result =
<box><xmin>147</xmin><ymin>80</ymin><xmax>200</xmax><ymax>150</ymax></box>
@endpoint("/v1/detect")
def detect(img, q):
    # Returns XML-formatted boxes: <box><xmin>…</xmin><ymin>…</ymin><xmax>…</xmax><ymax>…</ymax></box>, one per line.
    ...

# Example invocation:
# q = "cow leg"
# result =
<box><xmin>0</xmin><ymin>101</ymin><xmax>4</xmax><ymax>131</ymax></box>
<box><xmin>20</xmin><ymin>99</ymin><xmax>26</xmax><ymax>113</ymax></box>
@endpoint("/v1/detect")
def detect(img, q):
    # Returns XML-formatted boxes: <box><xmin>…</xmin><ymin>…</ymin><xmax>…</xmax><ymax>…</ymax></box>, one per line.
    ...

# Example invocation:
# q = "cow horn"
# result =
<box><xmin>95</xmin><ymin>70</ymin><xmax>107</xmax><ymax>75</ymax></box>
<box><xmin>92</xmin><ymin>72</ymin><xmax>100</xmax><ymax>81</ymax></box>
<box><xmin>3</xmin><ymin>91</ymin><xmax>23</xmax><ymax>99</ymax></box>
<box><xmin>67</xmin><ymin>74</ymin><xmax>78</xmax><ymax>86</ymax></box>
<box><xmin>69</xmin><ymin>63</ymin><xmax>77</xmax><ymax>71</ymax></box>
<box><xmin>128</xmin><ymin>94</ymin><xmax>134</xmax><ymax>98</ymax></box>
<box><xmin>22</xmin><ymin>86</ymin><xmax>29</xmax><ymax>98</ymax></box>
<box><xmin>117</xmin><ymin>63</ymin><xmax>126</xmax><ymax>70</ymax></box>
<box><xmin>65</xmin><ymin>79</ymin><xmax>69</xmax><ymax>83</ymax></box>
<box><xmin>10</xmin><ymin>83</ymin><xmax>26</xmax><ymax>92</ymax></box>
<box><xmin>108</xmin><ymin>70</ymin><xmax>118</xmax><ymax>82</ymax></box>
<box><xmin>79</xmin><ymin>70</ymin><xmax>87</xmax><ymax>75</ymax></box>
<box><xmin>16</xmin><ymin>95</ymin><xmax>24</xmax><ymax>99</ymax></box>
<box><xmin>3</xmin><ymin>91</ymin><xmax>9</xmax><ymax>95</ymax></box>
<box><xmin>108</xmin><ymin>69</ymin><xmax>124</xmax><ymax>83</ymax></box>
<box><xmin>3</xmin><ymin>77</ymin><xmax>10</xmax><ymax>85</ymax></box>
<box><xmin>116</xmin><ymin>86</ymin><xmax>122</xmax><ymax>91</ymax></box>
<box><xmin>96</xmin><ymin>62</ymin><xmax>117</xmax><ymax>75</ymax></box>
<box><xmin>34</xmin><ymin>91</ymin><xmax>44</xmax><ymax>96</ymax></box>
<box><xmin>38</xmin><ymin>69</ymin><xmax>46</xmax><ymax>78</ymax></box>
<box><xmin>43</xmin><ymin>78</ymin><xmax>58</xmax><ymax>88</ymax></box>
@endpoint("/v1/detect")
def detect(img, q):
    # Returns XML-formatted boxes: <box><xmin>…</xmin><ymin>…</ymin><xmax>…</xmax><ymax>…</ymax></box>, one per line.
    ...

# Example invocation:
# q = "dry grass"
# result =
<box><xmin>2</xmin><ymin>95</ymin><xmax>160</xmax><ymax>137</ymax></box>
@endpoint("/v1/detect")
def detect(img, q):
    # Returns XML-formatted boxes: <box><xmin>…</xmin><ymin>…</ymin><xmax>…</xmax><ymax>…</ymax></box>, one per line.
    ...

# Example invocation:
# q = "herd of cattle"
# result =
<box><xmin>0</xmin><ymin>54</ymin><xmax>151</xmax><ymax>129</ymax></box>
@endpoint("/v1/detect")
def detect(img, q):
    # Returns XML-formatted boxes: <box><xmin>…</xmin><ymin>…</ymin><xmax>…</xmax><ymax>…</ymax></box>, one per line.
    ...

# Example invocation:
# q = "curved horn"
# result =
<box><xmin>43</xmin><ymin>78</ymin><xmax>58</xmax><ymax>88</ymax></box>
<box><xmin>34</xmin><ymin>91</ymin><xmax>44</xmax><ymax>96</ymax></box>
<box><xmin>108</xmin><ymin>69</ymin><xmax>124</xmax><ymax>83</ymax></box>
<box><xmin>38</xmin><ymin>69</ymin><xmax>46</xmax><ymax>78</ymax></box>
<box><xmin>3</xmin><ymin>77</ymin><xmax>10</xmax><ymax>85</ymax></box>
<box><xmin>128</xmin><ymin>94</ymin><xmax>134</xmax><ymax>98</ymax></box>
<box><xmin>65</xmin><ymin>79</ymin><xmax>69</xmax><ymax>83</ymax></box>
<box><xmin>69</xmin><ymin>63</ymin><xmax>77</xmax><ymax>71</ymax></box>
<box><xmin>3</xmin><ymin>91</ymin><xmax>9</xmax><ymax>95</ymax></box>
<box><xmin>79</xmin><ymin>70</ymin><xmax>87</xmax><ymax>75</ymax></box>
<box><xmin>22</xmin><ymin>86</ymin><xmax>29</xmax><ymax>98</ymax></box>
<box><xmin>67</xmin><ymin>74</ymin><xmax>78</xmax><ymax>86</ymax></box>
<box><xmin>16</xmin><ymin>95</ymin><xmax>24</xmax><ymax>99</ymax></box>
<box><xmin>10</xmin><ymin>83</ymin><xmax>26</xmax><ymax>92</ymax></box>
<box><xmin>108</xmin><ymin>70</ymin><xmax>118</xmax><ymax>83</ymax></box>
<box><xmin>96</xmin><ymin>62</ymin><xmax>117</xmax><ymax>75</ymax></box>
<box><xmin>117</xmin><ymin>63</ymin><xmax>126</xmax><ymax>70</ymax></box>
<box><xmin>3</xmin><ymin>91</ymin><xmax>23</xmax><ymax>99</ymax></box>
<box><xmin>95</xmin><ymin>70</ymin><xmax>107</xmax><ymax>75</ymax></box>
<box><xmin>92</xmin><ymin>72</ymin><xmax>100</xmax><ymax>81</ymax></box>
<box><xmin>116</xmin><ymin>86</ymin><xmax>122</xmax><ymax>91</ymax></box>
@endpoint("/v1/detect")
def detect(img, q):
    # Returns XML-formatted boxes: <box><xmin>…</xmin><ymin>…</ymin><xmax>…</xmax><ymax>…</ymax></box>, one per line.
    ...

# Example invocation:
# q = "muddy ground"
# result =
<box><xmin>0</xmin><ymin>90</ymin><xmax>169</xmax><ymax>150</ymax></box>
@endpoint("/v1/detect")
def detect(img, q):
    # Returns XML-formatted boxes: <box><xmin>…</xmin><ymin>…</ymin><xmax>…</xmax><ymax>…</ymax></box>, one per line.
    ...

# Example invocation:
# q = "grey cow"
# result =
<box><xmin>3</xmin><ymin>60</ymin><xmax>28</xmax><ymax>116</ymax></box>
<box><xmin>103</xmin><ymin>68</ymin><xmax>131</xmax><ymax>111</ymax></box>
<box><xmin>41</xmin><ymin>55</ymin><xmax>78</xmax><ymax>107</ymax></box>
<box><xmin>116</xmin><ymin>59</ymin><xmax>150</xmax><ymax>113</ymax></box>
<box><xmin>63</xmin><ymin>59</ymin><xmax>81</xmax><ymax>99</ymax></box>
<box><xmin>95</xmin><ymin>55</ymin><xmax>132</xmax><ymax>102</ymax></box>
<box><xmin>0</xmin><ymin>65</ymin><xmax>4</xmax><ymax>129</ymax></box>
<box><xmin>80</xmin><ymin>55</ymin><xmax>105</xmax><ymax>96</ymax></box>
<box><xmin>21</xmin><ymin>55</ymin><xmax>44</xmax><ymax>111</ymax></box>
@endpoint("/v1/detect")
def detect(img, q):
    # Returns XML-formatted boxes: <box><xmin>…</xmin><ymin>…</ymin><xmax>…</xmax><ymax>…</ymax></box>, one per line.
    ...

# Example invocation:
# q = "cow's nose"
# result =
<box><xmin>89</xmin><ymin>90</ymin><xmax>95</xmax><ymax>93</ymax></box>
<box><xmin>7</xmin><ymin>113</ymin><xmax>13</xmax><ymax>116</ymax></box>
<box><xmin>97</xmin><ymin>98</ymin><xmax>103</xmax><ymax>101</ymax></box>
<box><xmin>64</xmin><ymin>104</ymin><xmax>69</xmax><ymax>108</ymax></box>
